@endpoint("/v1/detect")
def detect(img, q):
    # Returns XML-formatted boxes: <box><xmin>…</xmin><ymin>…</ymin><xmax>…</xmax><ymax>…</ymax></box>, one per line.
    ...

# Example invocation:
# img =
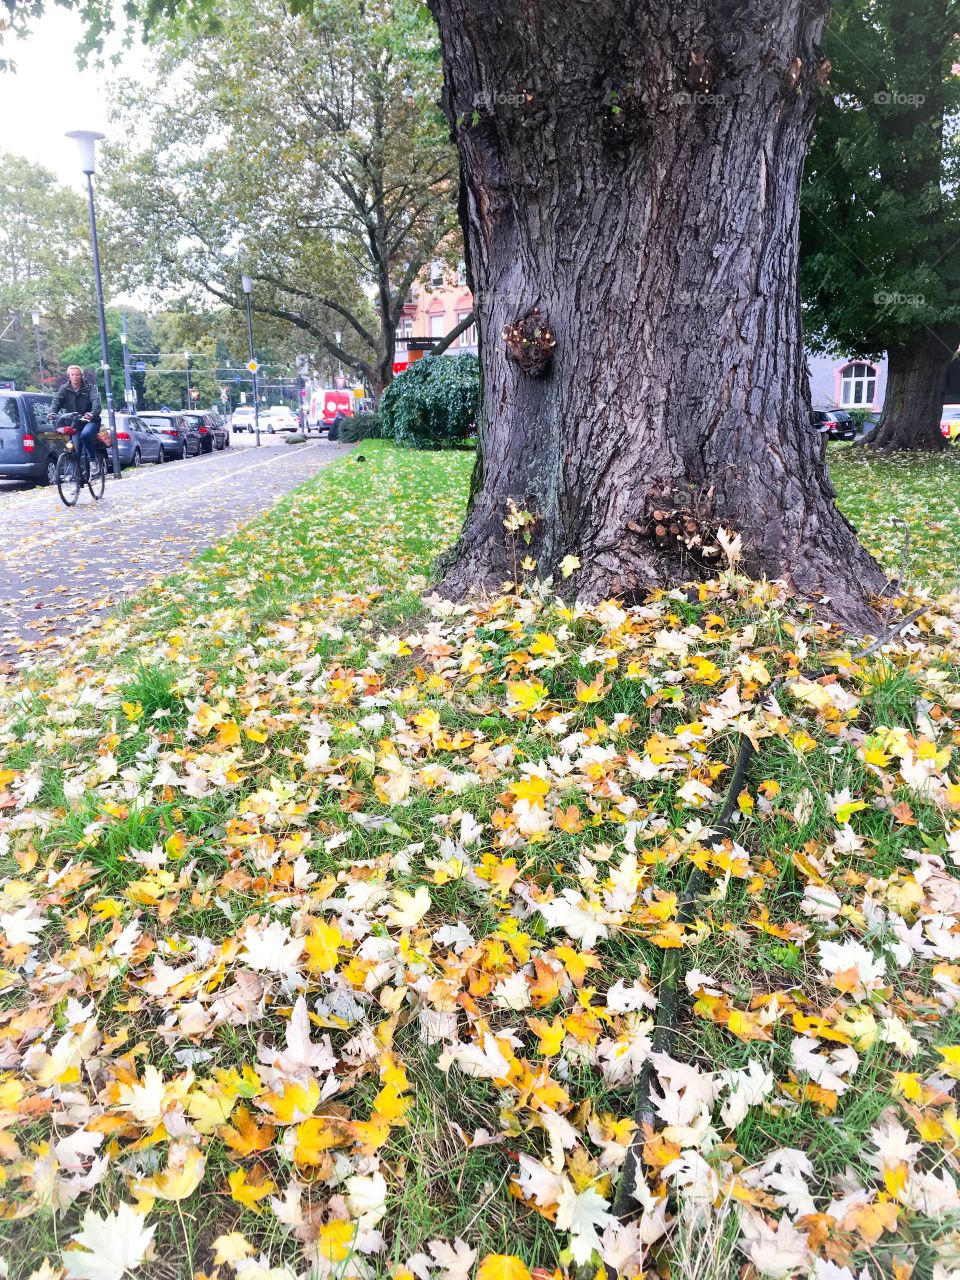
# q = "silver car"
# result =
<box><xmin>98</xmin><ymin>413</ymin><xmax>166</xmax><ymax>467</ymax></box>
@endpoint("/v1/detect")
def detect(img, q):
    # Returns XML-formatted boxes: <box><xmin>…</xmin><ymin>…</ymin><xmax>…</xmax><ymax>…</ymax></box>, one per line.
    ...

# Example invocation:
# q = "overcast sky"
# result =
<box><xmin>0</xmin><ymin>12</ymin><xmax>147</xmax><ymax>191</ymax></box>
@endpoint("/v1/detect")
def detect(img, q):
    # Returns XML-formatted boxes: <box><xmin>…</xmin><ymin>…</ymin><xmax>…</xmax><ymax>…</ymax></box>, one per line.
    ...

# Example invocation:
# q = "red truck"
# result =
<box><xmin>306</xmin><ymin>389</ymin><xmax>354</xmax><ymax>432</ymax></box>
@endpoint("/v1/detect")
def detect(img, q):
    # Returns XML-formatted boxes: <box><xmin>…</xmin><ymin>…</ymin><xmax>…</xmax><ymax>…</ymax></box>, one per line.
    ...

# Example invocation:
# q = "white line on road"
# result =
<box><xmin>0</xmin><ymin>442</ymin><xmax>332</xmax><ymax>555</ymax></box>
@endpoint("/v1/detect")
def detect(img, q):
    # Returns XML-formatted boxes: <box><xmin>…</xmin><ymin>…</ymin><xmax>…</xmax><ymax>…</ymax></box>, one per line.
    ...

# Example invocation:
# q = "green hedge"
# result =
<box><xmin>341</xmin><ymin>413</ymin><xmax>383</xmax><ymax>443</ymax></box>
<box><xmin>379</xmin><ymin>355</ymin><xmax>479</xmax><ymax>450</ymax></box>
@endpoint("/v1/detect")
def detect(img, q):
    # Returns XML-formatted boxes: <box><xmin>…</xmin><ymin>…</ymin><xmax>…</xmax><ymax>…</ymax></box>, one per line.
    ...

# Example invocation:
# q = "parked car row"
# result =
<box><xmin>812</xmin><ymin>405</ymin><xmax>960</xmax><ymax>442</ymax></box>
<box><xmin>0</xmin><ymin>391</ymin><xmax>231</xmax><ymax>486</ymax></box>
<box><xmin>231</xmin><ymin>392</ymin><xmax>367</xmax><ymax>435</ymax></box>
<box><xmin>127</xmin><ymin>409</ymin><xmax>230</xmax><ymax>460</ymax></box>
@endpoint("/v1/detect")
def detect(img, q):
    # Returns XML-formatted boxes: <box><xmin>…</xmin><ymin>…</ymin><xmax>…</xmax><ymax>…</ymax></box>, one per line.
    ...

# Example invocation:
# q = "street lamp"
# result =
<box><xmin>65</xmin><ymin>129</ymin><xmax>121</xmax><ymax>480</ymax></box>
<box><xmin>335</xmin><ymin>329</ymin><xmax>343</xmax><ymax>383</ymax></box>
<box><xmin>240</xmin><ymin>274</ymin><xmax>261</xmax><ymax>447</ymax></box>
<box><xmin>30</xmin><ymin>310</ymin><xmax>43</xmax><ymax>393</ymax></box>
<box><xmin>183</xmin><ymin>350</ymin><xmax>191</xmax><ymax>411</ymax></box>
<box><xmin>119</xmin><ymin>315</ymin><xmax>135</xmax><ymax>411</ymax></box>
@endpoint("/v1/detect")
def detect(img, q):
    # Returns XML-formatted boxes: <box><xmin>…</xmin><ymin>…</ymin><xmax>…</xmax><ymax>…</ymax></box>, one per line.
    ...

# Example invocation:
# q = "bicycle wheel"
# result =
<box><xmin>87</xmin><ymin>453</ymin><xmax>106</xmax><ymax>501</ymax></box>
<box><xmin>56</xmin><ymin>450</ymin><xmax>81</xmax><ymax>507</ymax></box>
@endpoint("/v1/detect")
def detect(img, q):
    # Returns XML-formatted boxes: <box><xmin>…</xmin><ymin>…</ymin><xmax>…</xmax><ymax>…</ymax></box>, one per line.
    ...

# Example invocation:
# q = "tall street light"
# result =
<box><xmin>65</xmin><ymin>130</ymin><xmax>121</xmax><ymax>480</ymax></box>
<box><xmin>240</xmin><ymin>274</ymin><xmax>261</xmax><ymax>447</ymax></box>
<box><xmin>30</xmin><ymin>310</ymin><xmax>43</xmax><ymax>392</ymax></box>
<box><xmin>120</xmin><ymin>314</ymin><xmax>135</xmax><ymax>411</ymax></box>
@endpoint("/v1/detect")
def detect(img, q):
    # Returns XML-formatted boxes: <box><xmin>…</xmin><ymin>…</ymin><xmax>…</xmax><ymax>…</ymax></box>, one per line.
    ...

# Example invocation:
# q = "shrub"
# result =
<box><xmin>845</xmin><ymin>407</ymin><xmax>874</xmax><ymax>432</ymax></box>
<box><xmin>341</xmin><ymin>413</ymin><xmax>383</xmax><ymax>443</ymax></box>
<box><xmin>379</xmin><ymin>355</ymin><xmax>480</xmax><ymax>450</ymax></box>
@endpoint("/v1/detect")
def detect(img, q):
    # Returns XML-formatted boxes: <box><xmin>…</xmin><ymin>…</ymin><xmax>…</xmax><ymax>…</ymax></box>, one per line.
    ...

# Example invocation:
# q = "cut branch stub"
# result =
<box><xmin>503</xmin><ymin>307</ymin><xmax>557</xmax><ymax>378</ymax></box>
<box><xmin>628</xmin><ymin>479</ymin><xmax>723</xmax><ymax>565</ymax></box>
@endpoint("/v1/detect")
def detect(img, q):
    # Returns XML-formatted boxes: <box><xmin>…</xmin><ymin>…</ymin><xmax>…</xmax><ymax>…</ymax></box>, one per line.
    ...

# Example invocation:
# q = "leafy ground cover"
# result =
<box><xmin>1</xmin><ymin>441</ymin><xmax>960</xmax><ymax>1280</ymax></box>
<box><xmin>830</xmin><ymin>444</ymin><xmax>960</xmax><ymax>595</ymax></box>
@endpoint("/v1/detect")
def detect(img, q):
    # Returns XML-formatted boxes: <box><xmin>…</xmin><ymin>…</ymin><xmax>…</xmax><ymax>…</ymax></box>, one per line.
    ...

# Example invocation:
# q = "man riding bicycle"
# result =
<box><xmin>50</xmin><ymin>366</ymin><xmax>103</xmax><ymax>462</ymax></box>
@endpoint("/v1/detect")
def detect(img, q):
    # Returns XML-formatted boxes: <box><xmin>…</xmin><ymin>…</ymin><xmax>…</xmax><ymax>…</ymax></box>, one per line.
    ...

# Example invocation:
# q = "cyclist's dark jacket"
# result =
<box><xmin>50</xmin><ymin>380</ymin><xmax>102</xmax><ymax>422</ymax></box>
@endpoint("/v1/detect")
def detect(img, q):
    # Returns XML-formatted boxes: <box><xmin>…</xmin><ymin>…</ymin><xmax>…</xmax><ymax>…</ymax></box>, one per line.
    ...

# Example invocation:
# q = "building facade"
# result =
<box><xmin>806</xmin><ymin>352</ymin><xmax>888</xmax><ymax>411</ymax></box>
<box><xmin>394</xmin><ymin>260</ymin><xmax>477</xmax><ymax>373</ymax></box>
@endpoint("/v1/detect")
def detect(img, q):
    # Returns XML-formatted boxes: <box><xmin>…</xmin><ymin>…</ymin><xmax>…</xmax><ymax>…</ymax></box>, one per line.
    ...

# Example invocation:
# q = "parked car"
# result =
<box><xmin>182</xmin><ymin>410</ymin><xmax>229</xmax><ymax>452</ymax></box>
<box><xmin>811</xmin><ymin>408</ymin><xmax>857</xmax><ymax>440</ymax></box>
<box><xmin>0</xmin><ymin>392</ymin><xmax>60</xmax><ymax>484</ymax></box>
<box><xmin>138</xmin><ymin>412</ymin><xmax>202</xmax><ymax>460</ymax></box>
<box><xmin>941</xmin><ymin>405</ymin><xmax>960</xmax><ymax>441</ymax></box>
<box><xmin>97</xmin><ymin>413</ymin><xmax>166</xmax><ymax>468</ymax></box>
<box><xmin>261</xmin><ymin>405</ymin><xmax>300</xmax><ymax>434</ymax></box>
<box><xmin>231</xmin><ymin>406</ymin><xmax>257</xmax><ymax>433</ymax></box>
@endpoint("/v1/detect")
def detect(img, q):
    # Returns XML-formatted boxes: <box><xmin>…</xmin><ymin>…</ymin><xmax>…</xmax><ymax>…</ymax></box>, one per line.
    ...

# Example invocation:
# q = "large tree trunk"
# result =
<box><xmin>427</xmin><ymin>0</ymin><xmax>887</xmax><ymax>629</ymax></box>
<box><xmin>870</xmin><ymin>331</ymin><xmax>958</xmax><ymax>453</ymax></box>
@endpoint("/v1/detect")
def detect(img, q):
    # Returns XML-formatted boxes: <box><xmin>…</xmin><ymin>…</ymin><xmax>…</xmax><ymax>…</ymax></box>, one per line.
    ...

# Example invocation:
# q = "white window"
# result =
<box><xmin>457</xmin><ymin>260</ymin><xmax>467</xmax><ymax>286</ymax></box>
<box><xmin>430</xmin><ymin>314</ymin><xmax>446</xmax><ymax>339</ymax></box>
<box><xmin>840</xmin><ymin>362</ymin><xmax>877</xmax><ymax>407</ymax></box>
<box><xmin>430</xmin><ymin>260</ymin><xmax>444</xmax><ymax>286</ymax></box>
<box><xmin>458</xmin><ymin>313</ymin><xmax>477</xmax><ymax>347</ymax></box>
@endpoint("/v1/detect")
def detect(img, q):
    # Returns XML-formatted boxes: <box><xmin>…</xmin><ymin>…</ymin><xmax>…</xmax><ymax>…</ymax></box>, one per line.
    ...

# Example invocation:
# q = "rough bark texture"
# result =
<box><xmin>870</xmin><ymin>330</ymin><xmax>959</xmax><ymax>453</ymax></box>
<box><xmin>426</xmin><ymin>0</ymin><xmax>887</xmax><ymax>629</ymax></box>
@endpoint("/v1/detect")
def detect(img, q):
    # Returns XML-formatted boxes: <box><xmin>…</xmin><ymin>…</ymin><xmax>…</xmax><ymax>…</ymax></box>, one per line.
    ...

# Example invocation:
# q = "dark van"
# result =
<box><xmin>0</xmin><ymin>393</ymin><xmax>60</xmax><ymax>485</ymax></box>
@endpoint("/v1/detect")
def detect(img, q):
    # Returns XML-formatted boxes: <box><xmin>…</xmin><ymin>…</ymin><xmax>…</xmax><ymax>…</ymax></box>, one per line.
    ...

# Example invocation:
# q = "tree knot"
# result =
<box><xmin>503</xmin><ymin>308</ymin><xmax>556</xmax><ymax>378</ymax></box>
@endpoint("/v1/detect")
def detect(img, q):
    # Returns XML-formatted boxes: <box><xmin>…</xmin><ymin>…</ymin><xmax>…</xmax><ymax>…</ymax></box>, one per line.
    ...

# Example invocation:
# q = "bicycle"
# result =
<box><xmin>55</xmin><ymin>413</ymin><xmax>106</xmax><ymax>507</ymax></box>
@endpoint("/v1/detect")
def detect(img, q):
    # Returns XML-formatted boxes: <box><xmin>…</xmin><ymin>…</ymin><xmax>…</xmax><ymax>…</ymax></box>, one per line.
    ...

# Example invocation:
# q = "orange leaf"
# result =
<box><xmin>840</xmin><ymin>1199</ymin><xmax>898</xmax><ymax>1243</ymax></box>
<box><xmin>221</xmin><ymin>1106</ymin><xmax>276</xmax><ymax>1156</ymax></box>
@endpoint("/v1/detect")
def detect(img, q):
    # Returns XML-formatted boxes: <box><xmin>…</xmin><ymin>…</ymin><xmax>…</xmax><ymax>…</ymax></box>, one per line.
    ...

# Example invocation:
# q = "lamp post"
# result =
<box><xmin>30</xmin><ymin>310</ymin><xmax>43</xmax><ymax>393</ymax></box>
<box><xmin>120</xmin><ymin>315</ymin><xmax>135</xmax><ymax>411</ymax></box>
<box><xmin>183</xmin><ymin>350</ymin><xmax>191</xmax><ymax>411</ymax></box>
<box><xmin>240</xmin><ymin>274</ymin><xmax>261</xmax><ymax>447</ymax></box>
<box><xmin>65</xmin><ymin>130</ymin><xmax>121</xmax><ymax>480</ymax></box>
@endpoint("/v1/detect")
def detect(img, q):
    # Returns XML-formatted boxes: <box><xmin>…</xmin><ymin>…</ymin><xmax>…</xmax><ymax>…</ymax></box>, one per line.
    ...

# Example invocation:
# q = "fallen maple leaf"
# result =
<box><xmin>63</xmin><ymin>1203</ymin><xmax>156</xmax><ymax>1280</ymax></box>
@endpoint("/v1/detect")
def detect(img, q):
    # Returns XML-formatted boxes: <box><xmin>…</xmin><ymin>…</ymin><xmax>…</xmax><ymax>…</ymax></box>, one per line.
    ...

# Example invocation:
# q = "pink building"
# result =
<box><xmin>394</xmin><ymin>259</ymin><xmax>477</xmax><ymax>373</ymax></box>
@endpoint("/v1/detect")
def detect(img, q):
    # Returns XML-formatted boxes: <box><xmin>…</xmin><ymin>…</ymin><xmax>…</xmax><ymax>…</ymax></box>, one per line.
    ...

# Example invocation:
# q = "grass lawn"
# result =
<box><xmin>1</xmin><ymin>440</ymin><xmax>959</xmax><ymax>1280</ymax></box>
<box><xmin>830</xmin><ymin>443</ymin><xmax>960</xmax><ymax>594</ymax></box>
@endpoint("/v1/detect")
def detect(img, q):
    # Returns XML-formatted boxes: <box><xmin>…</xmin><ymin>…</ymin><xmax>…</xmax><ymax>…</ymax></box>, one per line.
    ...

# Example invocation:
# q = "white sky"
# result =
<box><xmin>0</xmin><ymin>11</ymin><xmax>149</xmax><ymax>191</ymax></box>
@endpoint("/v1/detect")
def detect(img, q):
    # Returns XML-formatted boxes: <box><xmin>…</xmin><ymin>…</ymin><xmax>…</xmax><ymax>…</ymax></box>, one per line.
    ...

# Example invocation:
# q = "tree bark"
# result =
<box><xmin>870</xmin><ymin>331</ymin><xmax>958</xmax><ymax>453</ymax></box>
<box><xmin>426</xmin><ymin>0</ymin><xmax>887</xmax><ymax>629</ymax></box>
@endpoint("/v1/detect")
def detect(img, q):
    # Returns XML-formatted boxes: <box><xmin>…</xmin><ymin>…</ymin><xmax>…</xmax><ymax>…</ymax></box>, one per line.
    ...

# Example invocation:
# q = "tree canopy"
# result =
<box><xmin>103</xmin><ymin>0</ymin><xmax>458</xmax><ymax>399</ymax></box>
<box><xmin>0</xmin><ymin>151</ymin><xmax>91</xmax><ymax>389</ymax></box>
<box><xmin>801</xmin><ymin>0</ymin><xmax>960</xmax><ymax>448</ymax></box>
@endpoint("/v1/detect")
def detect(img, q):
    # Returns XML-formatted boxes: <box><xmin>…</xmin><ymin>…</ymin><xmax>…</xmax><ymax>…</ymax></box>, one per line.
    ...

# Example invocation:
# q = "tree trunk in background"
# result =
<box><xmin>870</xmin><ymin>331</ymin><xmax>958</xmax><ymax>452</ymax></box>
<box><xmin>427</xmin><ymin>0</ymin><xmax>887</xmax><ymax>629</ymax></box>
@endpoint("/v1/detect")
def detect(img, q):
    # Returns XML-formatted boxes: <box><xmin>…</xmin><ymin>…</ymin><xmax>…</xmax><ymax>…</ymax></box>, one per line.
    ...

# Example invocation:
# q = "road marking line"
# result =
<box><xmin>0</xmin><ymin>443</ymin><xmax>333</xmax><ymax>554</ymax></box>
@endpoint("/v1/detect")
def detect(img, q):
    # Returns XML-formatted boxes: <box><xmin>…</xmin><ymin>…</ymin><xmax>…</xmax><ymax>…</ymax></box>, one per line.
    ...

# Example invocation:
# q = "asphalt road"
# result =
<box><xmin>0</xmin><ymin>433</ymin><xmax>350</xmax><ymax>665</ymax></box>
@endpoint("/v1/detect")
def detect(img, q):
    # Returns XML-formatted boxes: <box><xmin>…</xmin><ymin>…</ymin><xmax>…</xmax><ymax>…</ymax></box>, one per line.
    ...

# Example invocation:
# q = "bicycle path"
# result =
<box><xmin>0</xmin><ymin>435</ymin><xmax>349</xmax><ymax>666</ymax></box>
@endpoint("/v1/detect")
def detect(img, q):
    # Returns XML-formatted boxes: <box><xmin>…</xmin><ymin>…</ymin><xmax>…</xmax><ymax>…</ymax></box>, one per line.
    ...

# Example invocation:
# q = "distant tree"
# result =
<box><xmin>104</xmin><ymin>0</ymin><xmax>458</xmax><ymax>402</ymax></box>
<box><xmin>801</xmin><ymin>0</ymin><xmax>960</xmax><ymax>451</ymax></box>
<box><xmin>0</xmin><ymin>151</ymin><xmax>91</xmax><ymax>390</ymax></box>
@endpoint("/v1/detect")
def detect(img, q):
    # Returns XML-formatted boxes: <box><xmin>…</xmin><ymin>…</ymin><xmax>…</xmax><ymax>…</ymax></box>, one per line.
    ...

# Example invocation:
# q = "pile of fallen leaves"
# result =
<box><xmin>1</xmin><ymin>450</ymin><xmax>960</xmax><ymax>1280</ymax></box>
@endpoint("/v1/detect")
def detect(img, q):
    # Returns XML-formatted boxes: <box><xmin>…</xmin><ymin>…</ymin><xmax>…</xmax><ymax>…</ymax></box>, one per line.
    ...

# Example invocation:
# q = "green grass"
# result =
<box><xmin>829</xmin><ymin>442</ymin><xmax>960</xmax><ymax>593</ymax></box>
